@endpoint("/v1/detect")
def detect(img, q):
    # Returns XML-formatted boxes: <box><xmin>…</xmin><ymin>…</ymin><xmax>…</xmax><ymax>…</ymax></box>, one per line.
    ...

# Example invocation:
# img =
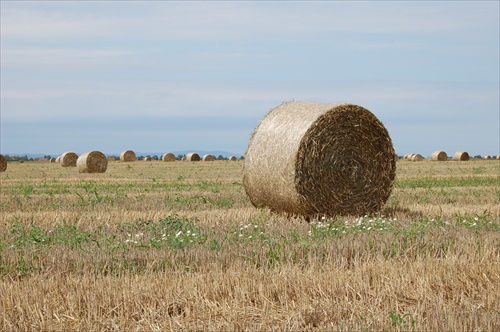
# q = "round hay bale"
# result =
<box><xmin>453</xmin><ymin>150</ymin><xmax>469</xmax><ymax>161</ymax></box>
<box><xmin>162</xmin><ymin>153</ymin><xmax>176</xmax><ymax>162</ymax></box>
<box><xmin>484</xmin><ymin>155</ymin><xmax>492</xmax><ymax>160</ymax></box>
<box><xmin>143</xmin><ymin>156</ymin><xmax>152</xmax><ymax>161</ymax></box>
<box><xmin>229</xmin><ymin>156</ymin><xmax>237</xmax><ymax>161</ymax></box>
<box><xmin>120</xmin><ymin>150</ymin><xmax>136</xmax><ymax>162</ymax></box>
<box><xmin>55</xmin><ymin>156</ymin><xmax>61</xmax><ymax>163</ymax></box>
<box><xmin>60</xmin><ymin>152</ymin><xmax>78</xmax><ymax>167</ymax></box>
<box><xmin>77</xmin><ymin>151</ymin><xmax>108</xmax><ymax>173</ymax></box>
<box><xmin>185</xmin><ymin>153</ymin><xmax>200</xmax><ymax>162</ymax></box>
<box><xmin>243</xmin><ymin>101</ymin><xmax>397</xmax><ymax>217</ymax></box>
<box><xmin>403</xmin><ymin>154</ymin><xmax>411</xmax><ymax>161</ymax></box>
<box><xmin>202</xmin><ymin>154</ymin><xmax>215</xmax><ymax>161</ymax></box>
<box><xmin>49</xmin><ymin>158</ymin><xmax>56</xmax><ymax>163</ymax></box>
<box><xmin>431</xmin><ymin>150</ymin><xmax>447</xmax><ymax>161</ymax></box>
<box><xmin>0</xmin><ymin>154</ymin><xmax>7</xmax><ymax>172</ymax></box>
<box><xmin>496</xmin><ymin>155</ymin><xmax>500</xmax><ymax>160</ymax></box>
<box><xmin>411</xmin><ymin>154</ymin><xmax>424</xmax><ymax>161</ymax></box>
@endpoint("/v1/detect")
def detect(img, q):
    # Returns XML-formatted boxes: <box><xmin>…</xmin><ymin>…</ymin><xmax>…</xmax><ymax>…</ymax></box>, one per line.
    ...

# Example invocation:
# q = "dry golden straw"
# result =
<box><xmin>107</xmin><ymin>156</ymin><xmax>116</xmax><ymax>162</ymax></box>
<box><xmin>454</xmin><ymin>150</ymin><xmax>469</xmax><ymax>161</ymax></box>
<box><xmin>143</xmin><ymin>157</ymin><xmax>152</xmax><ymax>161</ymax></box>
<box><xmin>77</xmin><ymin>151</ymin><xmax>108</xmax><ymax>173</ymax></box>
<box><xmin>431</xmin><ymin>150</ymin><xmax>447</xmax><ymax>161</ymax></box>
<box><xmin>229</xmin><ymin>156</ymin><xmax>237</xmax><ymax>161</ymax></box>
<box><xmin>202</xmin><ymin>154</ymin><xmax>215</xmax><ymax>161</ymax></box>
<box><xmin>60</xmin><ymin>152</ymin><xmax>78</xmax><ymax>167</ymax></box>
<box><xmin>162</xmin><ymin>153</ymin><xmax>176</xmax><ymax>162</ymax></box>
<box><xmin>0</xmin><ymin>154</ymin><xmax>7</xmax><ymax>172</ymax></box>
<box><xmin>49</xmin><ymin>158</ymin><xmax>56</xmax><ymax>163</ymax></box>
<box><xmin>120</xmin><ymin>150</ymin><xmax>136</xmax><ymax>162</ymax></box>
<box><xmin>243</xmin><ymin>101</ymin><xmax>397</xmax><ymax>217</ymax></box>
<box><xmin>186</xmin><ymin>153</ymin><xmax>201</xmax><ymax>162</ymax></box>
<box><xmin>55</xmin><ymin>156</ymin><xmax>61</xmax><ymax>163</ymax></box>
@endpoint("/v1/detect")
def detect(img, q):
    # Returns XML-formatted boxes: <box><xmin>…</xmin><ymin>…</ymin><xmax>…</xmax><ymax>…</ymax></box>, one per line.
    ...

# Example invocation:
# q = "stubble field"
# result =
<box><xmin>0</xmin><ymin>159</ymin><xmax>499</xmax><ymax>331</ymax></box>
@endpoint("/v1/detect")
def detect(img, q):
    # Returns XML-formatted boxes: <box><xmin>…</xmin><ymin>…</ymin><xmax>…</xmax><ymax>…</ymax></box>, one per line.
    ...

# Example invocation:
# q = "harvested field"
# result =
<box><xmin>0</xmin><ymin>160</ymin><xmax>498</xmax><ymax>331</ymax></box>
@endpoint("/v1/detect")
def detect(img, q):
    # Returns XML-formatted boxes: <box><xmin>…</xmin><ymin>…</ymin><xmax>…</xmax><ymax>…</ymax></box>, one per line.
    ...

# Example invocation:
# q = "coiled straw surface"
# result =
<box><xmin>202</xmin><ymin>154</ymin><xmax>215</xmax><ymax>161</ymax></box>
<box><xmin>120</xmin><ymin>150</ymin><xmax>136</xmax><ymax>162</ymax></box>
<box><xmin>60</xmin><ymin>152</ymin><xmax>78</xmax><ymax>167</ymax></box>
<box><xmin>243</xmin><ymin>101</ymin><xmax>396</xmax><ymax>217</ymax></box>
<box><xmin>77</xmin><ymin>151</ymin><xmax>108</xmax><ymax>173</ymax></box>
<box><xmin>0</xmin><ymin>154</ymin><xmax>7</xmax><ymax>172</ymax></box>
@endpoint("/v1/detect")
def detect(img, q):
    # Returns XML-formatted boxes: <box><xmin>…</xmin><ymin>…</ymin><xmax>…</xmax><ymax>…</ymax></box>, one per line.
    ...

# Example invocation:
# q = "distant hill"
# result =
<box><xmin>3</xmin><ymin>150</ymin><xmax>244</xmax><ymax>159</ymax></box>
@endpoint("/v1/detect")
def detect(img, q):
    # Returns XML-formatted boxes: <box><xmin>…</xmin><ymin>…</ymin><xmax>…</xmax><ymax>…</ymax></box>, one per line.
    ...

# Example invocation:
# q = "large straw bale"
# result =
<box><xmin>411</xmin><ymin>154</ymin><xmax>424</xmax><ymax>161</ymax></box>
<box><xmin>496</xmin><ymin>155</ymin><xmax>500</xmax><ymax>160</ymax></box>
<box><xmin>162</xmin><ymin>153</ymin><xmax>176</xmax><ymax>162</ymax></box>
<box><xmin>484</xmin><ymin>155</ymin><xmax>492</xmax><ymax>160</ymax></box>
<box><xmin>49</xmin><ymin>158</ymin><xmax>56</xmax><ymax>163</ymax></box>
<box><xmin>107</xmin><ymin>156</ymin><xmax>116</xmax><ymax>162</ymax></box>
<box><xmin>431</xmin><ymin>150</ymin><xmax>447</xmax><ymax>161</ymax></box>
<box><xmin>143</xmin><ymin>157</ymin><xmax>152</xmax><ymax>161</ymax></box>
<box><xmin>229</xmin><ymin>156</ymin><xmax>237</xmax><ymax>161</ymax></box>
<box><xmin>55</xmin><ymin>156</ymin><xmax>61</xmax><ymax>163</ymax></box>
<box><xmin>453</xmin><ymin>150</ymin><xmax>469</xmax><ymax>161</ymax></box>
<box><xmin>202</xmin><ymin>154</ymin><xmax>215</xmax><ymax>161</ymax></box>
<box><xmin>77</xmin><ymin>151</ymin><xmax>108</xmax><ymax>173</ymax></box>
<box><xmin>185</xmin><ymin>153</ymin><xmax>200</xmax><ymax>161</ymax></box>
<box><xmin>0</xmin><ymin>154</ymin><xmax>7</xmax><ymax>172</ymax></box>
<box><xmin>60</xmin><ymin>152</ymin><xmax>78</xmax><ymax>167</ymax></box>
<box><xmin>120</xmin><ymin>150</ymin><xmax>136</xmax><ymax>162</ymax></box>
<box><xmin>243</xmin><ymin>101</ymin><xmax>396</xmax><ymax>217</ymax></box>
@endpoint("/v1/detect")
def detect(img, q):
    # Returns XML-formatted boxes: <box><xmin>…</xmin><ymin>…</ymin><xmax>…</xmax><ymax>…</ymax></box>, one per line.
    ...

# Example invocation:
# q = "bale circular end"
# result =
<box><xmin>453</xmin><ymin>150</ymin><xmax>469</xmax><ymax>161</ymax></box>
<box><xmin>49</xmin><ymin>158</ymin><xmax>56</xmax><ymax>163</ymax></box>
<box><xmin>162</xmin><ymin>153</ymin><xmax>176</xmax><ymax>162</ymax></box>
<box><xmin>60</xmin><ymin>152</ymin><xmax>78</xmax><ymax>167</ymax></box>
<box><xmin>120</xmin><ymin>150</ymin><xmax>136</xmax><ymax>162</ymax></box>
<box><xmin>0</xmin><ymin>154</ymin><xmax>7</xmax><ymax>172</ymax></box>
<box><xmin>77</xmin><ymin>151</ymin><xmax>108</xmax><ymax>173</ymax></box>
<box><xmin>186</xmin><ymin>153</ymin><xmax>200</xmax><ymax>161</ymax></box>
<box><xmin>431</xmin><ymin>150</ymin><xmax>447</xmax><ymax>161</ymax></box>
<box><xmin>243</xmin><ymin>101</ymin><xmax>397</xmax><ymax>217</ymax></box>
<box><xmin>202</xmin><ymin>154</ymin><xmax>215</xmax><ymax>161</ymax></box>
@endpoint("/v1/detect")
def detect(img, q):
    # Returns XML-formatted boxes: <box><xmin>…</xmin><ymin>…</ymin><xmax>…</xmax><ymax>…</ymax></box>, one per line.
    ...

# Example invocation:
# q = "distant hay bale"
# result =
<box><xmin>77</xmin><ymin>151</ymin><xmax>108</xmax><ymax>173</ymax></box>
<box><xmin>0</xmin><ymin>154</ymin><xmax>7</xmax><ymax>172</ymax></box>
<box><xmin>243</xmin><ymin>101</ymin><xmax>397</xmax><ymax>217</ymax></box>
<box><xmin>120</xmin><ymin>150</ymin><xmax>136</xmax><ymax>162</ymax></box>
<box><xmin>50</xmin><ymin>158</ymin><xmax>56</xmax><ymax>163</ymax></box>
<box><xmin>143</xmin><ymin>157</ymin><xmax>152</xmax><ymax>161</ymax></box>
<box><xmin>411</xmin><ymin>154</ymin><xmax>424</xmax><ymax>161</ymax></box>
<box><xmin>431</xmin><ymin>150</ymin><xmax>447</xmax><ymax>161</ymax></box>
<box><xmin>403</xmin><ymin>154</ymin><xmax>411</xmax><ymax>161</ymax></box>
<box><xmin>107</xmin><ymin>156</ymin><xmax>116</xmax><ymax>162</ymax></box>
<box><xmin>202</xmin><ymin>154</ymin><xmax>215</xmax><ymax>161</ymax></box>
<box><xmin>185</xmin><ymin>153</ymin><xmax>200</xmax><ymax>161</ymax></box>
<box><xmin>496</xmin><ymin>155</ymin><xmax>500</xmax><ymax>160</ymax></box>
<box><xmin>60</xmin><ymin>152</ymin><xmax>78</xmax><ymax>167</ymax></box>
<box><xmin>484</xmin><ymin>155</ymin><xmax>492</xmax><ymax>160</ymax></box>
<box><xmin>162</xmin><ymin>153</ymin><xmax>176</xmax><ymax>162</ymax></box>
<box><xmin>181</xmin><ymin>156</ymin><xmax>186</xmax><ymax>161</ymax></box>
<box><xmin>229</xmin><ymin>156</ymin><xmax>237</xmax><ymax>161</ymax></box>
<box><xmin>453</xmin><ymin>150</ymin><xmax>469</xmax><ymax>161</ymax></box>
<box><xmin>55</xmin><ymin>156</ymin><xmax>61</xmax><ymax>163</ymax></box>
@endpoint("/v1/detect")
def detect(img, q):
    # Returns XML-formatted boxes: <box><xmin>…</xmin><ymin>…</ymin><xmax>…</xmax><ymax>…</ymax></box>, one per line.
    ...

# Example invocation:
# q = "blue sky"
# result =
<box><xmin>1</xmin><ymin>1</ymin><xmax>499</xmax><ymax>157</ymax></box>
